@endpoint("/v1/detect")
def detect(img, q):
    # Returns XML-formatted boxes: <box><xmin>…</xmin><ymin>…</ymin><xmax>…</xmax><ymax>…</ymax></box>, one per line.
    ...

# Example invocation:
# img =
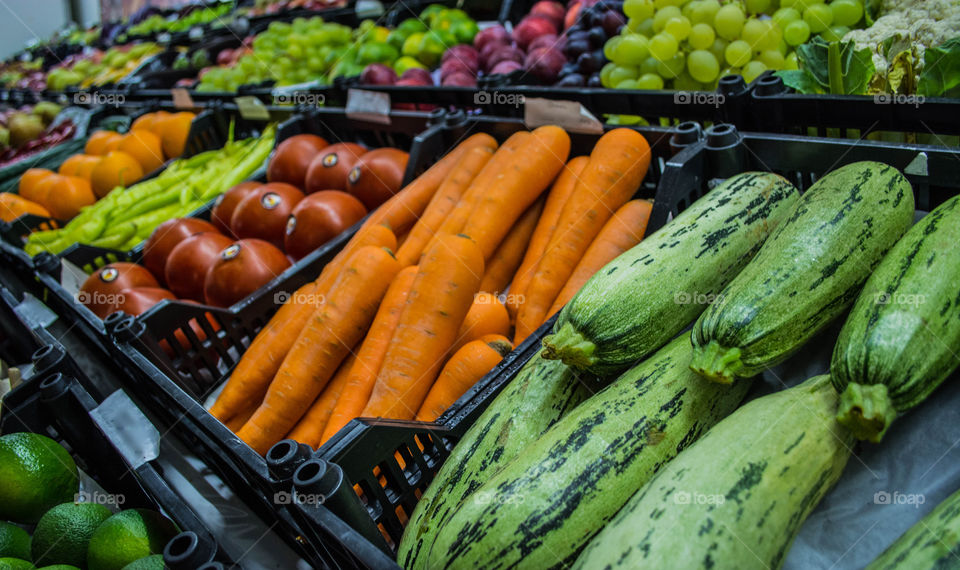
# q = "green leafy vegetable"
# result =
<box><xmin>918</xmin><ymin>37</ymin><xmax>960</xmax><ymax>97</ymax></box>
<box><xmin>775</xmin><ymin>38</ymin><xmax>875</xmax><ymax>95</ymax></box>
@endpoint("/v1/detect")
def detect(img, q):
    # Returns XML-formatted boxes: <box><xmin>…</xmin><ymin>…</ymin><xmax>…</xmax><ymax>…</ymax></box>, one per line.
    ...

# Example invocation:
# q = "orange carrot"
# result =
<box><xmin>507</xmin><ymin>156</ymin><xmax>589</xmax><ymax>320</ymax></box>
<box><xmin>415</xmin><ymin>337</ymin><xmax>513</xmax><ymax>421</ymax></box>
<box><xmin>285</xmin><ymin>352</ymin><xmax>358</xmax><ymax>449</ymax></box>
<box><xmin>461</xmin><ymin>125</ymin><xmax>571</xmax><ymax>259</ymax></box>
<box><xmin>224</xmin><ymin>400</ymin><xmax>259</xmax><ymax>433</ymax></box>
<box><xmin>320</xmin><ymin>265</ymin><xmax>419</xmax><ymax>443</ymax></box>
<box><xmin>237</xmin><ymin>246</ymin><xmax>402</xmax><ymax>454</ymax></box>
<box><xmin>548</xmin><ymin>199</ymin><xmax>652</xmax><ymax>316</ymax></box>
<box><xmin>361</xmin><ymin>234</ymin><xmax>484</xmax><ymax>420</ymax></box>
<box><xmin>209</xmin><ymin>224</ymin><xmax>396</xmax><ymax>423</ymax></box>
<box><xmin>479</xmin><ymin>196</ymin><xmax>543</xmax><ymax>296</ymax></box>
<box><xmin>395</xmin><ymin>145</ymin><xmax>496</xmax><ymax>266</ymax></box>
<box><xmin>515</xmin><ymin>129</ymin><xmax>651</xmax><ymax>343</ymax></box>
<box><xmin>364</xmin><ymin>133</ymin><xmax>497</xmax><ymax>235</ymax></box>
<box><xmin>452</xmin><ymin>292</ymin><xmax>510</xmax><ymax>354</ymax></box>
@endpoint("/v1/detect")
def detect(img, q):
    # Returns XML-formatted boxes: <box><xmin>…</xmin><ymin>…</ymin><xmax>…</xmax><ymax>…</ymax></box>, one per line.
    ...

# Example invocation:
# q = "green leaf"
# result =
<box><xmin>775</xmin><ymin>70</ymin><xmax>823</xmax><ymax>94</ymax></box>
<box><xmin>886</xmin><ymin>50</ymin><xmax>916</xmax><ymax>94</ymax></box>
<box><xmin>918</xmin><ymin>36</ymin><xmax>960</xmax><ymax>97</ymax></box>
<box><xmin>794</xmin><ymin>38</ymin><xmax>875</xmax><ymax>95</ymax></box>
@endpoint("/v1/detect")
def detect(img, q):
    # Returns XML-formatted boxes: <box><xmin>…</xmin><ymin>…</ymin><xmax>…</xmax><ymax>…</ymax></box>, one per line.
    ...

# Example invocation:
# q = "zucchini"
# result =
<box><xmin>690</xmin><ymin>161</ymin><xmax>915</xmax><ymax>384</ymax></box>
<box><xmin>542</xmin><ymin>172</ymin><xmax>800</xmax><ymax>378</ymax></box>
<box><xmin>867</xmin><ymin>487</ymin><xmax>960</xmax><ymax>569</ymax></box>
<box><xmin>397</xmin><ymin>353</ymin><xmax>592</xmax><ymax>570</ymax></box>
<box><xmin>831</xmin><ymin>194</ymin><xmax>960</xmax><ymax>442</ymax></box>
<box><xmin>425</xmin><ymin>334</ymin><xmax>752</xmax><ymax>570</ymax></box>
<box><xmin>572</xmin><ymin>374</ymin><xmax>854</xmax><ymax>570</ymax></box>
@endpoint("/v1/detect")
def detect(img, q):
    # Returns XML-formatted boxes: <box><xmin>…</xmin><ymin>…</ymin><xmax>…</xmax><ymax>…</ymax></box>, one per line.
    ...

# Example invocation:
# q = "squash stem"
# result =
<box><xmin>836</xmin><ymin>382</ymin><xmax>897</xmax><ymax>443</ymax></box>
<box><xmin>541</xmin><ymin>323</ymin><xmax>597</xmax><ymax>370</ymax></box>
<box><xmin>689</xmin><ymin>340</ymin><xmax>743</xmax><ymax>385</ymax></box>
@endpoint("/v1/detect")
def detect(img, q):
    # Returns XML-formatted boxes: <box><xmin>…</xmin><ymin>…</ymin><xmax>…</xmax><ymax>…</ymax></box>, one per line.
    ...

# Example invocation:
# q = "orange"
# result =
<box><xmin>43</xmin><ymin>175</ymin><xmax>96</xmax><ymax>220</ymax></box>
<box><xmin>90</xmin><ymin>151</ymin><xmax>145</xmax><ymax>199</ymax></box>
<box><xmin>19</xmin><ymin>168</ymin><xmax>55</xmax><ymax>204</ymax></box>
<box><xmin>0</xmin><ymin>192</ymin><xmax>51</xmax><ymax>222</ymax></box>
<box><xmin>116</xmin><ymin>130</ymin><xmax>164</xmax><ymax>173</ymax></box>
<box><xmin>85</xmin><ymin>131</ymin><xmax>123</xmax><ymax>156</ymax></box>
<box><xmin>57</xmin><ymin>154</ymin><xmax>100</xmax><ymax>181</ymax></box>
<box><xmin>131</xmin><ymin>111</ymin><xmax>168</xmax><ymax>135</ymax></box>
<box><xmin>155</xmin><ymin>112</ymin><xmax>195</xmax><ymax>160</ymax></box>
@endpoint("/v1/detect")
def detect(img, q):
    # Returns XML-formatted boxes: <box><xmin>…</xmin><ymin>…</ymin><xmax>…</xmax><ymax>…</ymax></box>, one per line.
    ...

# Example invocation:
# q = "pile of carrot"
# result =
<box><xmin>209</xmin><ymin>126</ymin><xmax>654</xmax><ymax>455</ymax></box>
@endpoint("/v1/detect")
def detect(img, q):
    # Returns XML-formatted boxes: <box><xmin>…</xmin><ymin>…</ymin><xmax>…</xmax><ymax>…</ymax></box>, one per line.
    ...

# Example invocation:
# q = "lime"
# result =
<box><xmin>86</xmin><ymin>510</ymin><xmax>177</xmax><ymax>570</ymax></box>
<box><xmin>0</xmin><ymin>523</ymin><xmax>29</xmax><ymax>562</ymax></box>
<box><xmin>0</xmin><ymin>558</ymin><xmax>34</xmax><ymax>570</ymax></box>
<box><xmin>0</xmin><ymin>434</ymin><xmax>78</xmax><ymax>524</ymax></box>
<box><xmin>35</xmin><ymin>566</ymin><xmax>80</xmax><ymax>569</ymax></box>
<box><xmin>119</xmin><ymin>555</ymin><xmax>163</xmax><ymax>570</ymax></box>
<box><xmin>402</xmin><ymin>32</ymin><xmax>426</xmax><ymax>59</ymax></box>
<box><xmin>417</xmin><ymin>31</ymin><xmax>447</xmax><ymax>67</ymax></box>
<box><xmin>32</xmin><ymin>502</ymin><xmax>112</xmax><ymax>567</ymax></box>
<box><xmin>451</xmin><ymin>20</ymin><xmax>479</xmax><ymax>44</ymax></box>
<box><xmin>358</xmin><ymin>42</ymin><xmax>400</xmax><ymax>65</ymax></box>
<box><xmin>394</xmin><ymin>56</ymin><xmax>427</xmax><ymax>76</ymax></box>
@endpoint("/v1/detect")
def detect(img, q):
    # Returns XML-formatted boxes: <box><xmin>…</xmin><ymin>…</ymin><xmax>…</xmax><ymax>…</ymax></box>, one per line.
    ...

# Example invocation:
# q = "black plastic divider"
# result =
<box><xmin>106</xmin><ymin>113</ymin><xmax>693</xmax><ymax>568</ymax></box>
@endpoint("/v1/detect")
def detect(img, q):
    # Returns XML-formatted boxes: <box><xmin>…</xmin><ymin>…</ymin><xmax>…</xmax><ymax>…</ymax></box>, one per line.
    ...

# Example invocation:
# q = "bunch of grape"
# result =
<box><xmin>601</xmin><ymin>0</ymin><xmax>865</xmax><ymax>91</ymax></box>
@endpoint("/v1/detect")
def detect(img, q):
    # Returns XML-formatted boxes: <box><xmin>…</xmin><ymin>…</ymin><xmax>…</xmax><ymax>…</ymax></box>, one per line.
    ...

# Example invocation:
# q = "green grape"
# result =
<box><xmin>610</xmin><ymin>65</ymin><xmax>641</xmax><ymax>86</ymax></box>
<box><xmin>740</xmin><ymin>18</ymin><xmax>767</xmax><ymax>48</ymax></box>
<box><xmin>681</xmin><ymin>0</ymin><xmax>699</xmax><ymax>20</ymax></box>
<box><xmin>287</xmin><ymin>43</ymin><xmax>304</xmax><ymax>59</ymax></box>
<box><xmin>604</xmin><ymin>36</ymin><xmax>622</xmax><ymax>60</ymax></box>
<box><xmin>691</xmin><ymin>0</ymin><xmax>721</xmax><ymax>24</ymax></box>
<box><xmin>784</xmin><ymin>51</ymin><xmax>799</xmax><ymax>70</ymax></box>
<box><xmin>772</xmin><ymin>7</ymin><xmax>801</xmax><ymax>29</ymax></box>
<box><xmin>759</xmin><ymin>49</ymin><xmax>784</xmax><ymax>69</ymax></box>
<box><xmin>665</xmin><ymin>16</ymin><xmax>692</xmax><ymax>40</ymax></box>
<box><xmin>656</xmin><ymin>53</ymin><xmax>685</xmax><ymax>78</ymax></box>
<box><xmin>687</xmin><ymin>49</ymin><xmax>720</xmax><ymax>82</ymax></box>
<box><xmin>820</xmin><ymin>25</ymin><xmax>851</xmax><ymax>42</ymax></box>
<box><xmin>784</xmin><ymin>19</ymin><xmax>811</xmax><ymax>46</ymax></box>
<box><xmin>626</xmin><ymin>17</ymin><xmax>645</xmax><ymax>32</ymax></box>
<box><xmin>649</xmin><ymin>33</ymin><xmax>679</xmax><ymax>61</ymax></box>
<box><xmin>742</xmin><ymin>59</ymin><xmax>767</xmax><ymax>82</ymax></box>
<box><xmin>673</xmin><ymin>72</ymin><xmax>703</xmax><ymax>91</ymax></box>
<box><xmin>830</xmin><ymin>0</ymin><xmax>863</xmax><ymax>27</ymax></box>
<box><xmin>600</xmin><ymin>62</ymin><xmax>618</xmax><ymax>87</ymax></box>
<box><xmin>803</xmin><ymin>3</ymin><xmax>833</xmax><ymax>33</ymax></box>
<box><xmin>624</xmin><ymin>0</ymin><xmax>655</xmax><ymax>21</ymax></box>
<box><xmin>653</xmin><ymin>6</ymin><xmax>682</xmax><ymax>32</ymax></box>
<box><xmin>637</xmin><ymin>18</ymin><xmax>656</xmax><ymax>36</ymax></box>
<box><xmin>714</xmin><ymin>4</ymin><xmax>745</xmax><ymax>40</ymax></box>
<box><xmin>689</xmin><ymin>23</ymin><xmax>716</xmax><ymax>49</ymax></box>
<box><xmin>725</xmin><ymin>39</ymin><xmax>752</xmax><ymax>67</ymax></box>
<box><xmin>760</xmin><ymin>22</ymin><xmax>782</xmax><ymax>50</ymax></box>
<box><xmin>778</xmin><ymin>38</ymin><xmax>789</xmax><ymax>54</ymax></box>
<box><xmin>636</xmin><ymin>72</ymin><xmax>665</xmax><ymax>89</ymax></box>
<box><xmin>615</xmin><ymin>34</ymin><xmax>650</xmax><ymax>65</ymax></box>
<box><xmin>616</xmin><ymin>78</ymin><xmax>643</xmax><ymax>89</ymax></box>
<box><xmin>709</xmin><ymin>37</ymin><xmax>729</xmax><ymax>63</ymax></box>
<box><xmin>654</xmin><ymin>0</ymin><xmax>681</xmax><ymax>8</ymax></box>
<box><xmin>640</xmin><ymin>56</ymin><xmax>661</xmax><ymax>75</ymax></box>
<box><xmin>745</xmin><ymin>0</ymin><xmax>771</xmax><ymax>14</ymax></box>
<box><xmin>719</xmin><ymin>66</ymin><xmax>741</xmax><ymax>78</ymax></box>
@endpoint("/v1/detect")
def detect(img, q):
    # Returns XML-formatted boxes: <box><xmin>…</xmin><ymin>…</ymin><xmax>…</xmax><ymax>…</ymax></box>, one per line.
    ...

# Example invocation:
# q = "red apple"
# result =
<box><xmin>165</xmin><ymin>232</ymin><xmax>233</xmax><ymax>302</ymax></box>
<box><xmin>441</xmin><ymin>57</ymin><xmax>478</xmax><ymax>78</ymax></box>
<box><xmin>513</xmin><ymin>16</ymin><xmax>558</xmax><ymax>51</ymax></box>
<box><xmin>525</xmin><ymin>47</ymin><xmax>567</xmax><ymax>83</ymax></box>
<box><xmin>485</xmin><ymin>46</ymin><xmax>525</xmax><ymax>71</ymax></box>
<box><xmin>400</xmin><ymin>68</ymin><xmax>433</xmax><ymax>85</ymax></box>
<box><xmin>442</xmin><ymin>72</ymin><xmax>477</xmax><ymax>87</ymax></box>
<box><xmin>143</xmin><ymin>218</ymin><xmax>220</xmax><ymax>285</ymax></box>
<box><xmin>564</xmin><ymin>1</ymin><xmax>582</xmax><ymax>29</ymax></box>
<box><xmin>528</xmin><ymin>34</ymin><xmax>564</xmax><ymax>53</ymax></box>
<box><xmin>530</xmin><ymin>1</ymin><xmax>566</xmax><ymax>28</ymax></box>
<box><xmin>473</xmin><ymin>25</ymin><xmax>511</xmax><ymax>53</ymax></box>
<box><xmin>203</xmin><ymin>239</ymin><xmax>291</xmax><ymax>307</ymax></box>
<box><xmin>360</xmin><ymin>63</ymin><xmax>398</xmax><ymax>85</ymax></box>
<box><xmin>442</xmin><ymin>45</ymin><xmax>479</xmax><ymax>66</ymax></box>
<box><xmin>284</xmin><ymin>191</ymin><xmax>367</xmax><ymax>261</ymax></box>
<box><xmin>489</xmin><ymin>60</ymin><xmax>523</xmax><ymax>75</ymax></box>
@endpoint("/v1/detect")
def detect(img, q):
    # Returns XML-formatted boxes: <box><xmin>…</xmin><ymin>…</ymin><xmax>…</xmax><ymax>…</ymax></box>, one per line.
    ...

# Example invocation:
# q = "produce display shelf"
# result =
<box><xmin>101</xmin><ymin>112</ymin><xmax>694</xmax><ymax>569</ymax></box>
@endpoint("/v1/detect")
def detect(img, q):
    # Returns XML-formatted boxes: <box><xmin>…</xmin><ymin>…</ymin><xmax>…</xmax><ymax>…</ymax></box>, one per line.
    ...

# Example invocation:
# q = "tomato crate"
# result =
<box><xmin>102</xmin><ymin>113</ymin><xmax>697</xmax><ymax>568</ymax></box>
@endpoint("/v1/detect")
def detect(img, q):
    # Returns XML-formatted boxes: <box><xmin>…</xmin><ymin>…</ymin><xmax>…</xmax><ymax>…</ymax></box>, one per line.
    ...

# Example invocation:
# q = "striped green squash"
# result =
<box><xmin>397</xmin><ymin>354</ymin><xmax>592</xmax><ymax>569</ymax></box>
<box><xmin>542</xmin><ymin>172</ymin><xmax>800</xmax><ymax>379</ymax></box>
<box><xmin>831</xmin><ymin>194</ymin><xmax>960</xmax><ymax>442</ymax></box>
<box><xmin>424</xmin><ymin>334</ymin><xmax>752</xmax><ymax>569</ymax></box>
<box><xmin>867</xmin><ymin>487</ymin><xmax>960</xmax><ymax>569</ymax></box>
<box><xmin>690</xmin><ymin>161</ymin><xmax>915</xmax><ymax>385</ymax></box>
<box><xmin>572</xmin><ymin>374</ymin><xmax>854</xmax><ymax>570</ymax></box>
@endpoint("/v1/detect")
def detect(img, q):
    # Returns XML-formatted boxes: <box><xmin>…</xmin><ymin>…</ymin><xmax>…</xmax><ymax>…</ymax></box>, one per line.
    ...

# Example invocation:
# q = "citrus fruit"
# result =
<box><xmin>18</xmin><ymin>168</ymin><xmax>55</xmax><ymax>204</ymax></box>
<box><xmin>155</xmin><ymin>112</ymin><xmax>194</xmax><ymax>160</ymax></box>
<box><xmin>84</xmin><ymin>131</ymin><xmax>123</xmax><ymax>157</ymax></box>
<box><xmin>32</xmin><ymin>502</ymin><xmax>112</xmax><ymax>567</ymax></box>
<box><xmin>115</xmin><ymin>131</ymin><xmax>164</xmax><ymax>174</ymax></box>
<box><xmin>90</xmin><ymin>152</ymin><xmax>144</xmax><ymax>199</ymax></box>
<box><xmin>86</xmin><ymin>510</ymin><xmax>177</xmax><ymax>570</ymax></box>
<box><xmin>43</xmin><ymin>176</ymin><xmax>95</xmax><ymax>221</ymax></box>
<box><xmin>0</xmin><ymin>557</ymin><xmax>34</xmax><ymax>569</ymax></box>
<box><xmin>0</xmin><ymin>522</ymin><xmax>30</xmax><ymax>561</ymax></box>
<box><xmin>57</xmin><ymin>155</ymin><xmax>100</xmax><ymax>181</ymax></box>
<box><xmin>118</xmin><ymin>555</ymin><xmax>163</xmax><ymax>570</ymax></box>
<box><xmin>0</xmin><ymin>193</ymin><xmax>50</xmax><ymax>222</ymax></box>
<box><xmin>0</xmin><ymin>433</ymin><xmax>78</xmax><ymax>523</ymax></box>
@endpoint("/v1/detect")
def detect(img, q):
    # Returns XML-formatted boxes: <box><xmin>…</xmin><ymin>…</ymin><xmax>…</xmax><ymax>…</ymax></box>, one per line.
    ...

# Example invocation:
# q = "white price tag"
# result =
<box><xmin>346</xmin><ymin>88</ymin><xmax>392</xmax><ymax>125</ymax></box>
<box><xmin>171</xmin><ymin>88</ymin><xmax>194</xmax><ymax>110</ymax></box>
<box><xmin>61</xmin><ymin>258</ymin><xmax>88</xmax><ymax>296</ymax></box>
<box><xmin>234</xmin><ymin>96</ymin><xmax>271</xmax><ymax>121</ymax></box>
<box><xmin>524</xmin><ymin>97</ymin><xmax>604</xmax><ymax>135</ymax></box>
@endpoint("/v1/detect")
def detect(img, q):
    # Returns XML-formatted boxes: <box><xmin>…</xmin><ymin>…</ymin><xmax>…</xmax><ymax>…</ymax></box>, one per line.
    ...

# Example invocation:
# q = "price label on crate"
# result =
<box><xmin>91</xmin><ymin>390</ymin><xmax>160</xmax><ymax>468</ymax></box>
<box><xmin>346</xmin><ymin>88</ymin><xmax>392</xmax><ymax>125</ymax></box>
<box><xmin>234</xmin><ymin>96</ymin><xmax>271</xmax><ymax>121</ymax></box>
<box><xmin>524</xmin><ymin>98</ymin><xmax>603</xmax><ymax>135</ymax></box>
<box><xmin>170</xmin><ymin>88</ymin><xmax>194</xmax><ymax>110</ymax></box>
<box><xmin>60</xmin><ymin>258</ymin><xmax>87</xmax><ymax>295</ymax></box>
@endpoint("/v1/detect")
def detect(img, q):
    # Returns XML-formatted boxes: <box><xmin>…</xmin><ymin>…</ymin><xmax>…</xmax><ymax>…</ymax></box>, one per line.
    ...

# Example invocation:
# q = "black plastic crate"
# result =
<box><xmin>270</xmin><ymin>124</ymin><xmax>960</xmax><ymax>566</ymax></box>
<box><xmin>106</xmin><ymin>113</ymin><xmax>694</xmax><ymax>568</ymax></box>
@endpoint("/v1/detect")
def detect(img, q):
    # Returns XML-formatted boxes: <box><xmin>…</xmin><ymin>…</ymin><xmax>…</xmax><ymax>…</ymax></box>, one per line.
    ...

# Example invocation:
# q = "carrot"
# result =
<box><xmin>237</xmin><ymin>246</ymin><xmax>402</xmax><ymax>454</ymax></box>
<box><xmin>285</xmin><ymin>352</ymin><xmax>358</xmax><ymax>449</ymax></box>
<box><xmin>364</xmin><ymin>133</ymin><xmax>497</xmax><ymax>236</ymax></box>
<box><xmin>507</xmin><ymin>156</ymin><xmax>589</xmax><ymax>320</ymax></box>
<box><xmin>361</xmin><ymin>234</ymin><xmax>484</xmax><ymax>420</ymax></box>
<box><xmin>452</xmin><ymin>292</ymin><xmax>510</xmax><ymax>354</ymax></box>
<box><xmin>515</xmin><ymin>129</ymin><xmax>651</xmax><ymax>343</ymax></box>
<box><xmin>461</xmin><ymin>125</ymin><xmax>571</xmax><ymax>260</ymax></box>
<box><xmin>548</xmin><ymin>199</ymin><xmax>652</xmax><ymax>316</ymax></box>
<box><xmin>320</xmin><ymin>265</ymin><xmax>419</xmax><ymax>443</ymax></box>
<box><xmin>208</xmin><ymin>224</ymin><xmax>396</xmax><ymax>423</ymax></box>
<box><xmin>395</xmin><ymin>145</ymin><xmax>496</xmax><ymax>266</ymax></box>
<box><xmin>415</xmin><ymin>337</ymin><xmax>513</xmax><ymax>421</ymax></box>
<box><xmin>224</xmin><ymin>400</ymin><xmax>259</xmax><ymax>433</ymax></box>
<box><xmin>479</xmin><ymin>196</ymin><xmax>543</xmax><ymax>296</ymax></box>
